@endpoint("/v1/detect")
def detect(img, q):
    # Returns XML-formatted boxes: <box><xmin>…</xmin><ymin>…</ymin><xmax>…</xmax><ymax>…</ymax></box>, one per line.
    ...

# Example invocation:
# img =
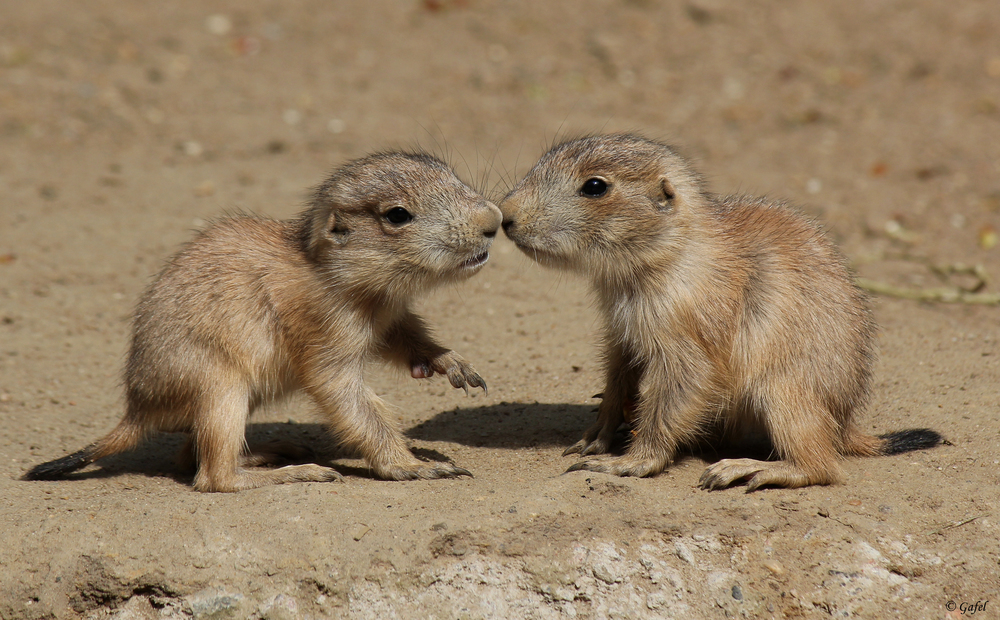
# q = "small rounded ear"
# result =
<box><xmin>325</xmin><ymin>211</ymin><xmax>350</xmax><ymax>245</ymax></box>
<box><xmin>654</xmin><ymin>176</ymin><xmax>676</xmax><ymax>211</ymax></box>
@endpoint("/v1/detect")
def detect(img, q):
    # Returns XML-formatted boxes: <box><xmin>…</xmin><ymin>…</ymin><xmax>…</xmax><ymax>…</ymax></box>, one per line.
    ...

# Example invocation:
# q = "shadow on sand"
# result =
<box><xmin>24</xmin><ymin>402</ymin><xmax>778</xmax><ymax>486</ymax></box>
<box><xmin>406</xmin><ymin>401</ymin><xmax>599</xmax><ymax>449</ymax></box>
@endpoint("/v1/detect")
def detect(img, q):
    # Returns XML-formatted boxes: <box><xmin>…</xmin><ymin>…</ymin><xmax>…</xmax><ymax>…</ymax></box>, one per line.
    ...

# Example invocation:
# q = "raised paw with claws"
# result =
<box><xmin>412</xmin><ymin>351</ymin><xmax>487</xmax><ymax>395</ymax></box>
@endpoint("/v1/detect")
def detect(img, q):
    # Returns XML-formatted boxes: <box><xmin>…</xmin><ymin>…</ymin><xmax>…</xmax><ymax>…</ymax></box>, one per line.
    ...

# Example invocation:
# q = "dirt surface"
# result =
<box><xmin>2</xmin><ymin>1</ymin><xmax>999</xmax><ymax>618</ymax></box>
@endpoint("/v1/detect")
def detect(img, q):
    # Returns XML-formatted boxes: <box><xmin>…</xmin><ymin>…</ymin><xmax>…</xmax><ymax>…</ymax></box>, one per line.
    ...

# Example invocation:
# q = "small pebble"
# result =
<box><xmin>232</xmin><ymin>36</ymin><xmax>261</xmax><ymax>57</ymax></box>
<box><xmin>731</xmin><ymin>584</ymin><xmax>743</xmax><ymax>601</ymax></box>
<box><xmin>592</xmin><ymin>565</ymin><xmax>615</xmax><ymax>584</ymax></box>
<box><xmin>762</xmin><ymin>560</ymin><xmax>785</xmax><ymax>576</ymax></box>
<box><xmin>349</xmin><ymin>524</ymin><xmax>370</xmax><ymax>541</ymax></box>
<box><xmin>646</xmin><ymin>592</ymin><xmax>668</xmax><ymax>610</ymax></box>
<box><xmin>979</xmin><ymin>225</ymin><xmax>997</xmax><ymax>250</ymax></box>
<box><xmin>674</xmin><ymin>540</ymin><xmax>696</xmax><ymax>565</ymax></box>
<box><xmin>205</xmin><ymin>14</ymin><xmax>232</xmax><ymax>36</ymax></box>
<box><xmin>185</xmin><ymin>588</ymin><xmax>243</xmax><ymax>620</ymax></box>
<box><xmin>182</xmin><ymin>141</ymin><xmax>203</xmax><ymax>157</ymax></box>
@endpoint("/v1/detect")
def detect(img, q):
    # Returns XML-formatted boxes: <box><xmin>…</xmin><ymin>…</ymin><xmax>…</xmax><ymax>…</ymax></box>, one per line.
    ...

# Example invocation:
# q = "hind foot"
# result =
<box><xmin>565</xmin><ymin>454</ymin><xmax>666</xmax><ymax>478</ymax></box>
<box><xmin>194</xmin><ymin>463</ymin><xmax>344</xmax><ymax>493</ymax></box>
<box><xmin>373</xmin><ymin>459</ymin><xmax>472</xmax><ymax>481</ymax></box>
<box><xmin>699</xmin><ymin>458</ymin><xmax>832</xmax><ymax>492</ymax></box>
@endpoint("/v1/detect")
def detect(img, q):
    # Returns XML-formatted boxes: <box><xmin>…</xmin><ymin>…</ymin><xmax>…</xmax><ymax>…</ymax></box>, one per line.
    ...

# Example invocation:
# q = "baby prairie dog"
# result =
<box><xmin>26</xmin><ymin>151</ymin><xmax>501</xmax><ymax>492</ymax></box>
<box><xmin>500</xmin><ymin>134</ymin><xmax>942</xmax><ymax>491</ymax></box>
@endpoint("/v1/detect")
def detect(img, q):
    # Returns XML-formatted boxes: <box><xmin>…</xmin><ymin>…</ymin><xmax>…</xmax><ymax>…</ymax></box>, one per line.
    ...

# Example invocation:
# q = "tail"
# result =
<box><xmin>877</xmin><ymin>428</ymin><xmax>945</xmax><ymax>455</ymax></box>
<box><xmin>22</xmin><ymin>421</ymin><xmax>145</xmax><ymax>481</ymax></box>
<box><xmin>841</xmin><ymin>425</ymin><xmax>945</xmax><ymax>458</ymax></box>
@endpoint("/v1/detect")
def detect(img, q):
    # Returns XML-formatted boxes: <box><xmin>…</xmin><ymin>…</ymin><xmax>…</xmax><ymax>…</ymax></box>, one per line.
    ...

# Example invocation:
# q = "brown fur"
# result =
<box><xmin>26</xmin><ymin>151</ymin><xmax>501</xmax><ymax>492</ymax></box>
<box><xmin>499</xmin><ymin>134</ymin><xmax>939</xmax><ymax>491</ymax></box>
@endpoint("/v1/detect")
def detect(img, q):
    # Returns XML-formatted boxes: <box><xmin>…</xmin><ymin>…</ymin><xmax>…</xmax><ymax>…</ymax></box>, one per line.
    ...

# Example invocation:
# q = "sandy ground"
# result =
<box><xmin>2</xmin><ymin>1</ymin><xmax>999</xmax><ymax>618</ymax></box>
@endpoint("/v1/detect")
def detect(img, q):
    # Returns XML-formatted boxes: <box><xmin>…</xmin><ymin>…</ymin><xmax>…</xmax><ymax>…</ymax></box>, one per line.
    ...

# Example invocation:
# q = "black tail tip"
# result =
<box><xmin>879</xmin><ymin>429</ymin><xmax>945</xmax><ymax>455</ymax></box>
<box><xmin>22</xmin><ymin>449</ymin><xmax>95</xmax><ymax>481</ymax></box>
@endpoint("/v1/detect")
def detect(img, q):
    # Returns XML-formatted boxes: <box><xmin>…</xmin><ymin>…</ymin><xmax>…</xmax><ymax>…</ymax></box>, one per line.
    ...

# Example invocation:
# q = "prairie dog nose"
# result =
<box><xmin>482</xmin><ymin>201</ymin><xmax>502</xmax><ymax>238</ymax></box>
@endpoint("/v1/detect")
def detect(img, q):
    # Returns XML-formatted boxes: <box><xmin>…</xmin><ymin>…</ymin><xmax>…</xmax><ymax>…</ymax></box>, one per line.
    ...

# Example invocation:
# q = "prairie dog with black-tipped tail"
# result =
<box><xmin>499</xmin><ymin>133</ymin><xmax>942</xmax><ymax>491</ymax></box>
<box><xmin>25</xmin><ymin>151</ymin><xmax>501</xmax><ymax>492</ymax></box>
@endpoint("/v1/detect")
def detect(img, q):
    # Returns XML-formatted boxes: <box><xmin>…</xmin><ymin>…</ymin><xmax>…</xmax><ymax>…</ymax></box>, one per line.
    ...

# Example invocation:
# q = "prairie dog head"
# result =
<box><xmin>499</xmin><ymin>134</ymin><xmax>708</xmax><ymax>278</ymax></box>
<box><xmin>301</xmin><ymin>152</ymin><xmax>502</xmax><ymax>296</ymax></box>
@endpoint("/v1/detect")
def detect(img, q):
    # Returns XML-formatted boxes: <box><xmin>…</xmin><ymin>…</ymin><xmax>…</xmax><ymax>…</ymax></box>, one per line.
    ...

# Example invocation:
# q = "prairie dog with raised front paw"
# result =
<box><xmin>499</xmin><ymin>133</ymin><xmax>942</xmax><ymax>491</ymax></box>
<box><xmin>26</xmin><ymin>151</ymin><xmax>501</xmax><ymax>492</ymax></box>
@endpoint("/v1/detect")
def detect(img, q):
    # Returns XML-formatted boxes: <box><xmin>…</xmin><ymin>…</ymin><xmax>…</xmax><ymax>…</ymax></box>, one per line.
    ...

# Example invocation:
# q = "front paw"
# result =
<box><xmin>426</xmin><ymin>351</ymin><xmax>487</xmax><ymax>395</ymax></box>
<box><xmin>698</xmin><ymin>458</ymin><xmax>764</xmax><ymax>490</ymax></box>
<box><xmin>565</xmin><ymin>455</ymin><xmax>666</xmax><ymax>478</ymax></box>
<box><xmin>375</xmin><ymin>460</ymin><xmax>473</xmax><ymax>481</ymax></box>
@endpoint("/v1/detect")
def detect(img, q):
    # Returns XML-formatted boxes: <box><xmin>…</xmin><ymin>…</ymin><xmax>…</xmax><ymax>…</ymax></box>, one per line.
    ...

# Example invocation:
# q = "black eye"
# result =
<box><xmin>384</xmin><ymin>207</ymin><xmax>413</xmax><ymax>225</ymax></box>
<box><xmin>580</xmin><ymin>178</ymin><xmax>608</xmax><ymax>197</ymax></box>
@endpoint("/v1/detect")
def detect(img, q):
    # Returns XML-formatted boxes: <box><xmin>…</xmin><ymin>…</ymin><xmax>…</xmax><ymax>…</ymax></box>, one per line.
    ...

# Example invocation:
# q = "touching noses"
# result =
<box><xmin>498</xmin><ymin>198</ymin><xmax>516</xmax><ymax>236</ymax></box>
<box><xmin>482</xmin><ymin>201</ymin><xmax>502</xmax><ymax>238</ymax></box>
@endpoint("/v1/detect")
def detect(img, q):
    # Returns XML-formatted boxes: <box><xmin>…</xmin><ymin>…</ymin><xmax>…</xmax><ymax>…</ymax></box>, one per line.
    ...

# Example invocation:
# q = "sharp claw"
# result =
<box><xmin>562</xmin><ymin>444</ymin><xmax>582</xmax><ymax>456</ymax></box>
<box><xmin>565</xmin><ymin>461</ymin><xmax>588</xmax><ymax>473</ymax></box>
<box><xmin>451</xmin><ymin>466</ymin><xmax>473</xmax><ymax>478</ymax></box>
<box><xmin>462</xmin><ymin>384</ymin><xmax>469</xmax><ymax>396</ymax></box>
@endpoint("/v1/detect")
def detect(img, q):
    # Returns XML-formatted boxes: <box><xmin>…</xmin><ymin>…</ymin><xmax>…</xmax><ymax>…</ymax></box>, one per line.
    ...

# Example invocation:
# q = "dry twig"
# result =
<box><xmin>926</xmin><ymin>513</ymin><xmax>989</xmax><ymax>536</ymax></box>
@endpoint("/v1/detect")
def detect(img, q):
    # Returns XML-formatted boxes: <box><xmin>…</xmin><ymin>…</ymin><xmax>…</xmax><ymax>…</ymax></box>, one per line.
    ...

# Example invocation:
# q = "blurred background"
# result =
<box><xmin>4</xmin><ymin>1</ymin><xmax>999</xmax><ymax>225</ymax></box>
<box><xmin>3</xmin><ymin>0</ymin><xmax>999</xmax><ymax>429</ymax></box>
